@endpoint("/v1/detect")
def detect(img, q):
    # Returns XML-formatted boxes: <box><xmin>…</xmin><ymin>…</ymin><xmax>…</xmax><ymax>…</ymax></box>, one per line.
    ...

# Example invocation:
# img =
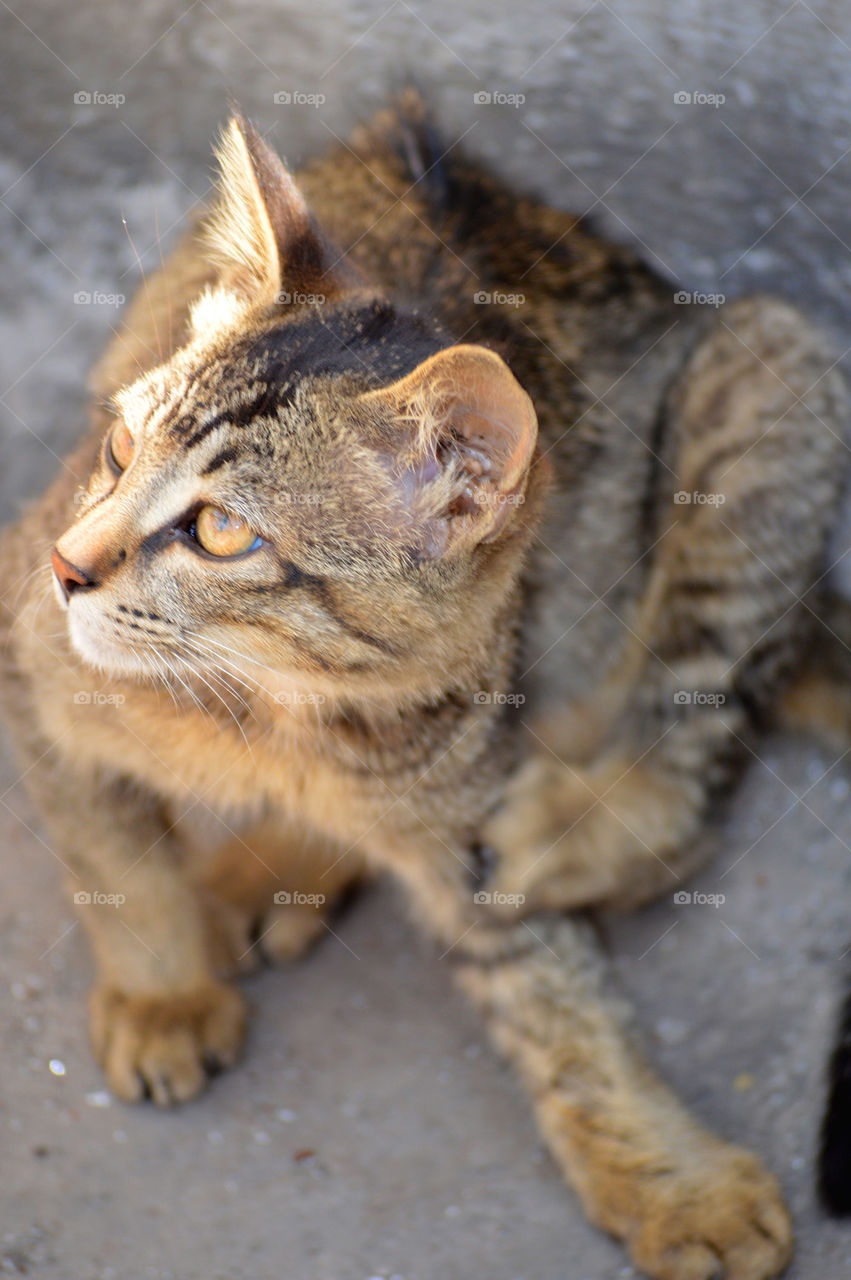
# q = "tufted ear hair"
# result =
<box><xmin>359</xmin><ymin>344</ymin><xmax>538</xmax><ymax>557</ymax></box>
<box><xmin>203</xmin><ymin>113</ymin><xmax>360</xmax><ymax>307</ymax></box>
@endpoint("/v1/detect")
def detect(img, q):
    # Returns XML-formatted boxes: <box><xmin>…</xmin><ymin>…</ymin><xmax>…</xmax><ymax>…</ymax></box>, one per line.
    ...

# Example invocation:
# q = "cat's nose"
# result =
<box><xmin>51</xmin><ymin>546</ymin><xmax>97</xmax><ymax>602</ymax></box>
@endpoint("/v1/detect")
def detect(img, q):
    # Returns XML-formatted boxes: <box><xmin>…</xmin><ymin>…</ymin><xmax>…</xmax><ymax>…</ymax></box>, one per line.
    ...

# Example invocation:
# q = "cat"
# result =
<box><xmin>1</xmin><ymin>91</ymin><xmax>847</xmax><ymax>1280</ymax></box>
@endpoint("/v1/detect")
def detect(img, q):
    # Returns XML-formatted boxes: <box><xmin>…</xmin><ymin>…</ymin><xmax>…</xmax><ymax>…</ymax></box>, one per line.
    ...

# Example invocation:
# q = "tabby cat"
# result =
<box><xmin>1</xmin><ymin>94</ymin><xmax>847</xmax><ymax>1280</ymax></box>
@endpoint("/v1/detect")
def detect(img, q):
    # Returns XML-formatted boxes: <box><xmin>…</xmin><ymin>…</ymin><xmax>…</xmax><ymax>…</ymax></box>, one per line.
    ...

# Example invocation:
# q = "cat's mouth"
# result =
<box><xmin>57</xmin><ymin>583</ymin><xmax>184</xmax><ymax>683</ymax></box>
<box><xmin>61</xmin><ymin>589</ymin><xmax>323</xmax><ymax>716</ymax></box>
<box><xmin>64</xmin><ymin>598</ymin><xmax>168</xmax><ymax>683</ymax></box>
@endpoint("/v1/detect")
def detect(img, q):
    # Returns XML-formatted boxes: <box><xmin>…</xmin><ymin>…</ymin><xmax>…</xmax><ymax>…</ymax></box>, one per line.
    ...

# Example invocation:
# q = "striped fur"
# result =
<box><xmin>0</xmin><ymin>95</ymin><xmax>847</xmax><ymax>1279</ymax></box>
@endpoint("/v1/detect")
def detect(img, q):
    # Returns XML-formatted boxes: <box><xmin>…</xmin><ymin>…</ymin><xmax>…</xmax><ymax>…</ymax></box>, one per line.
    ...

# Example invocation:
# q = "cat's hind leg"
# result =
<box><xmin>485</xmin><ymin>297</ymin><xmax>849</xmax><ymax>914</ymax></box>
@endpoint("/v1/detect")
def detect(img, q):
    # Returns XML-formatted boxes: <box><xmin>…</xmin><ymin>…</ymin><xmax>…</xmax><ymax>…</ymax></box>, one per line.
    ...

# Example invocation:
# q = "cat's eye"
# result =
<box><xmin>193</xmin><ymin>505</ymin><xmax>261</xmax><ymax>557</ymax></box>
<box><xmin>109</xmin><ymin>421</ymin><xmax>135</xmax><ymax>472</ymax></box>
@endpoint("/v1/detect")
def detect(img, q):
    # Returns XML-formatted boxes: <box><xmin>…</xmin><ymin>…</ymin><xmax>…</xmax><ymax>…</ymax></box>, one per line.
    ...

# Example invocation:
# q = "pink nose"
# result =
<box><xmin>51</xmin><ymin>547</ymin><xmax>96</xmax><ymax>602</ymax></box>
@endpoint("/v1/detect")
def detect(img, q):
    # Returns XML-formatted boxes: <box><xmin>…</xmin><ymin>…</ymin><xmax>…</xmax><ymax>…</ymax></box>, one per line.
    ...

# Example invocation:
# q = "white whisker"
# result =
<box><xmin>184</xmin><ymin>632</ymin><xmax>281</xmax><ymax>705</ymax></box>
<box><xmin>159</xmin><ymin>640</ymin><xmax>255</xmax><ymax>754</ymax></box>
<box><xmin>183</xmin><ymin>647</ymin><xmax>255</xmax><ymax>718</ymax></box>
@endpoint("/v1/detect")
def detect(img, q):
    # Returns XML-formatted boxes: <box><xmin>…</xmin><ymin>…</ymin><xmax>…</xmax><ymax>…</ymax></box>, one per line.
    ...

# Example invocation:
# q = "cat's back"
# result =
<box><xmin>306</xmin><ymin>98</ymin><xmax>699</xmax><ymax>709</ymax></box>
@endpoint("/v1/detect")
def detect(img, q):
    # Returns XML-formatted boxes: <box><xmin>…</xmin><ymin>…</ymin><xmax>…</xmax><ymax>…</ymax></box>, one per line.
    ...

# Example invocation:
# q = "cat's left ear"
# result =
<box><xmin>204</xmin><ymin>114</ymin><xmax>355</xmax><ymax>305</ymax></box>
<box><xmin>360</xmin><ymin>344</ymin><xmax>538</xmax><ymax>556</ymax></box>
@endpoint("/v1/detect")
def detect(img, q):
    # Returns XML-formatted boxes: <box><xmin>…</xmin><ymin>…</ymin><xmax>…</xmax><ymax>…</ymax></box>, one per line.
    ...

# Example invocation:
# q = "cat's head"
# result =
<box><xmin>52</xmin><ymin>116</ymin><xmax>545</xmax><ymax>710</ymax></box>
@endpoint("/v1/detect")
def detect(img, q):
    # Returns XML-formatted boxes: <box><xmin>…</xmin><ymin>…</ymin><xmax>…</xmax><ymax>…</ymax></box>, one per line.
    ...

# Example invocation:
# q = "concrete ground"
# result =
<box><xmin>3</xmin><ymin>3</ymin><xmax>851</xmax><ymax>1278</ymax></box>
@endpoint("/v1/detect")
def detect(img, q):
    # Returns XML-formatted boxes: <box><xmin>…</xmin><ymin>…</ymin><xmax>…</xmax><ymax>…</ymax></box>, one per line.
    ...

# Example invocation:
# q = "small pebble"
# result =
<box><xmin>85</xmin><ymin>1091</ymin><xmax>111</xmax><ymax>1108</ymax></box>
<box><xmin>276</xmin><ymin>1108</ymin><xmax>296</xmax><ymax>1123</ymax></box>
<box><xmin>48</xmin><ymin>1059</ymin><xmax>65</xmax><ymax>1077</ymax></box>
<box><xmin>830</xmin><ymin>777</ymin><xmax>849</xmax><ymax>801</ymax></box>
<box><xmin>734</xmin><ymin>1072</ymin><xmax>755</xmax><ymax>1092</ymax></box>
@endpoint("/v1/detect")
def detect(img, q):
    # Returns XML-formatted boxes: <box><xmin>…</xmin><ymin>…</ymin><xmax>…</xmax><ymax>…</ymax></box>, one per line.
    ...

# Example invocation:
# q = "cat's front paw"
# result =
<box><xmin>626</xmin><ymin>1145</ymin><xmax>792</xmax><ymax>1280</ymax></box>
<box><xmin>89</xmin><ymin>981</ymin><xmax>246</xmax><ymax>1106</ymax></box>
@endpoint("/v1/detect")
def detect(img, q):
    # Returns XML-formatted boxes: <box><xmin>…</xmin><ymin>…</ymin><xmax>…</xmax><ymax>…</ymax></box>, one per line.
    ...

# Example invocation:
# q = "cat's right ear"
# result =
<box><xmin>203</xmin><ymin>114</ymin><xmax>356</xmax><ymax>306</ymax></box>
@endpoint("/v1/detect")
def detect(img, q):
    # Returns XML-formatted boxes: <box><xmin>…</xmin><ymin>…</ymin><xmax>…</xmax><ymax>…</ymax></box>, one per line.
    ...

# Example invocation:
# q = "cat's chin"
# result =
<box><xmin>65</xmin><ymin>610</ymin><xmax>152</xmax><ymax>683</ymax></box>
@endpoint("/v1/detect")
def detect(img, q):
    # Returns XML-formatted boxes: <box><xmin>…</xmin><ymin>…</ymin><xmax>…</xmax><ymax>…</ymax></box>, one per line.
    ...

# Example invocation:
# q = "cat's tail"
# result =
<box><xmin>819</xmin><ymin>987</ymin><xmax>851</xmax><ymax>1215</ymax></box>
<box><xmin>349</xmin><ymin>85</ymin><xmax>453</xmax><ymax>213</ymax></box>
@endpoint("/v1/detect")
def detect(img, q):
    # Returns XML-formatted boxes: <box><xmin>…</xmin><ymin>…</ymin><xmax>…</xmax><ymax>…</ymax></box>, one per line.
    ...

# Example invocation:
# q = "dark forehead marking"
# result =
<box><xmin>181</xmin><ymin>382</ymin><xmax>291</xmax><ymax>449</ymax></box>
<box><xmin>240</xmin><ymin>300</ymin><xmax>448</xmax><ymax>387</ymax></box>
<box><xmin>169</xmin><ymin>300</ymin><xmax>450</xmax><ymax>448</ymax></box>
<box><xmin>201</xmin><ymin>445</ymin><xmax>240</xmax><ymax>475</ymax></box>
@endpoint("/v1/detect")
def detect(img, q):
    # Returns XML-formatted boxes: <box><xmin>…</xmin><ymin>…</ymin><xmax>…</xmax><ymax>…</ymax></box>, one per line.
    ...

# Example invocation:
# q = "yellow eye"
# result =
<box><xmin>194</xmin><ymin>505</ymin><xmax>260</xmax><ymax>557</ymax></box>
<box><xmin>109</xmin><ymin>421</ymin><xmax>135</xmax><ymax>471</ymax></box>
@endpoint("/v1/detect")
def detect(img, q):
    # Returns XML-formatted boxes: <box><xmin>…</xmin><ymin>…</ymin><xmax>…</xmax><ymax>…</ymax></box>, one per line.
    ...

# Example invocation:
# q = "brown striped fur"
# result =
<box><xmin>1</xmin><ymin>95</ymin><xmax>847</xmax><ymax>1279</ymax></box>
